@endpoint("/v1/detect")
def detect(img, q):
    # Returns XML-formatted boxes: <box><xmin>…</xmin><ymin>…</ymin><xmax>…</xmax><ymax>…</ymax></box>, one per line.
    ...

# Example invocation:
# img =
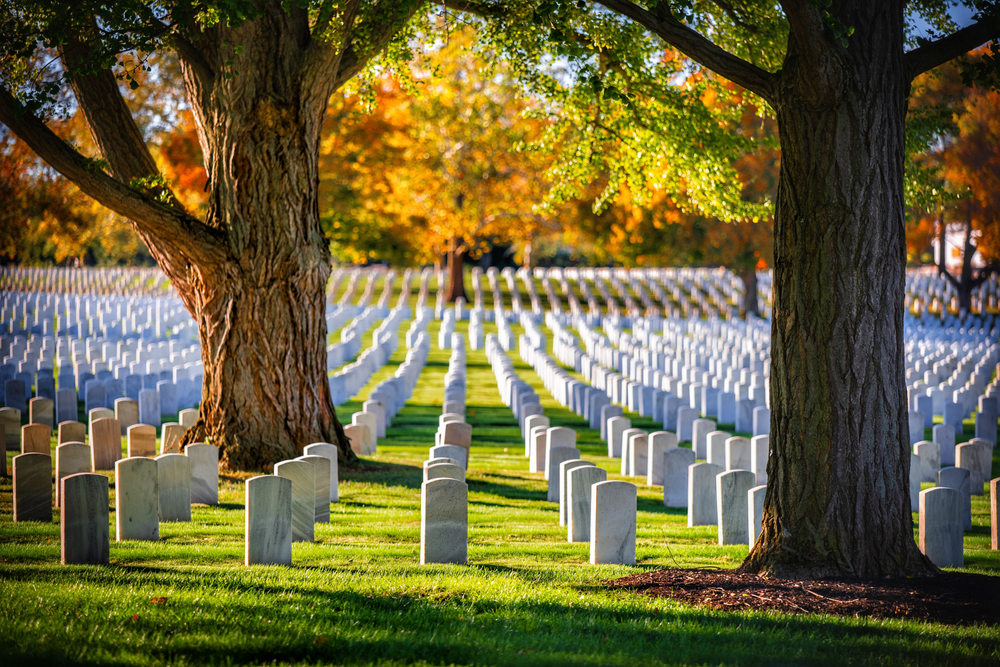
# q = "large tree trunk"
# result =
<box><xmin>446</xmin><ymin>242</ymin><xmax>467</xmax><ymax>302</ymax></box>
<box><xmin>740</xmin><ymin>5</ymin><xmax>936</xmax><ymax>578</ymax></box>
<box><xmin>738</xmin><ymin>267</ymin><xmax>759</xmax><ymax>318</ymax></box>
<box><xmin>171</xmin><ymin>10</ymin><xmax>353</xmax><ymax>469</ymax></box>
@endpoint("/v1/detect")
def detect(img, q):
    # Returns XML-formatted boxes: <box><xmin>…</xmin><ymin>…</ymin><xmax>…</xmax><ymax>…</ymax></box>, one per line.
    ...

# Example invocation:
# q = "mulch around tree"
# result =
<box><xmin>607</xmin><ymin>568</ymin><xmax>1000</xmax><ymax>626</ymax></box>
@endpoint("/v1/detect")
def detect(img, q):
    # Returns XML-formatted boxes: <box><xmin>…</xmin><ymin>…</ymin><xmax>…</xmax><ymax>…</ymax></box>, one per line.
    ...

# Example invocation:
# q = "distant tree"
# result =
<box><xmin>907</xmin><ymin>52</ymin><xmax>1000</xmax><ymax>312</ymax></box>
<box><xmin>320</xmin><ymin>28</ymin><xmax>555</xmax><ymax>301</ymax></box>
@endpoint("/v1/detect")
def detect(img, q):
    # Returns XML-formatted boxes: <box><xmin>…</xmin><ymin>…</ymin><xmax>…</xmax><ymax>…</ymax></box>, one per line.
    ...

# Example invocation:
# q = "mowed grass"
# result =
<box><xmin>2</xmin><ymin>314</ymin><xmax>1000</xmax><ymax>666</ymax></box>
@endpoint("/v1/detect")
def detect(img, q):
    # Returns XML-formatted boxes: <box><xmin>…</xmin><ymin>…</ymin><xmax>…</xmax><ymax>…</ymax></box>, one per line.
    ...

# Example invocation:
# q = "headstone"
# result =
<box><xmin>303</xmin><ymin>442</ymin><xmax>339</xmax><ymax>502</ymax></box>
<box><xmin>626</xmin><ymin>431</ymin><xmax>649</xmax><ymax>478</ymax></box>
<box><xmin>914</xmin><ymin>440</ymin><xmax>940</xmax><ymax>483</ymax></box>
<box><xmin>748</xmin><ymin>485</ymin><xmax>767</xmax><ymax>546</ymax></box>
<box><xmin>937</xmin><ymin>467</ymin><xmax>972</xmax><ymax>530</ymax></box>
<box><xmin>157</xmin><ymin>380</ymin><xmax>178</xmax><ymax>416</ymax></box>
<box><xmin>55</xmin><ymin>442</ymin><xmax>91</xmax><ymax>506</ymax></box>
<box><xmin>735</xmin><ymin>399</ymin><xmax>754</xmax><ymax>433</ymax></box>
<box><xmin>646</xmin><ymin>431</ymin><xmax>677</xmax><ymax>486</ymax></box>
<box><xmin>932</xmin><ymin>423</ymin><xmax>956</xmax><ymax>466</ymax></box>
<box><xmin>274</xmin><ymin>459</ymin><xmax>315</xmax><ymax>542</ymax></box>
<box><xmin>5</xmin><ymin>378</ymin><xmax>27</xmax><ymax>412</ymax></box>
<box><xmin>663</xmin><ymin>448</ymin><xmax>696</xmax><ymax>507</ymax></box>
<box><xmin>676</xmin><ymin>407</ymin><xmax>697</xmax><ymax>443</ymax></box>
<box><xmin>692</xmin><ymin>419</ymin><xmax>716</xmax><ymax>459</ymax></box>
<box><xmin>546</xmin><ymin>446</ymin><xmax>581</xmax><ymax>501</ymax></box>
<box><xmin>908</xmin><ymin>411</ymin><xmax>924</xmax><ymax>446</ymax></box>
<box><xmin>705</xmin><ymin>430</ymin><xmax>729</xmax><ymax>465</ymax></box>
<box><xmin>545</xmin><ymin>427</ymin><xmax>577</xmax><ymax>476</ymax></box>
<box><xmin>156</xmin><ymin>453</ymin><xmax>192</xmax><ymax>522</ymax></box>
<box><xmin>559</xmin><ymin>459</ymin><xmax>594</xmax><ymax>526</ymax></box>
<box><xmin>0</xmin><ymin>407</ymin><xmax>20</xmax><ymax>451</ymax></box>
<box><xmin>84</xmin><ymin>380</ymin><xmax>106</xmax><ymax>415</ymax></box>
<box><xmin>115</xmin><ymin>398</ymin><xmax>139</xmax><ymax>435</ymax></box>
<box><xmin>115</xmin><ymin>457</ymin><xmax>159</xmax><ymax>541</ymax></box>
<box><xmin>22</xmin><ymin>423</ymin><xmax>51</xmax><ymax>455</ymax></box>
<box><xmin>344</xmin><ymin>424</ymin><xmax>364</xmax><ymax>455</ymax></box>
<box><xmin>13</xmin><ymin>453</ymin><xmax>51</xmax><ymax>521</ymax></box>
<box><xmin>975</xmin><ymin>402</ymin><xmax>997</xmax><ymax>445</ymax></box>
<box><xmin>912</xmin><ymin>436</ymin><xmax>930</xmax><ymax>506</ymax></box>
<box><xmin>688</xmin><ymin>462</ymin><xmax>724</xmax><ymax>526</ymax></box>
<box><xmin>523</xmin><ymin>415</ymin><xmax>550</xmax><ymax>456</ymax></box>
<box><xmin>600</xmin><ymin>404</ymin><xmax>623</xmax><ymax>440</ymax></box>
<box><xmin>55</xmin><ymin>388</ymin><xmax>77</xmax><ymax>424</ymax></box>
<box><xmin>717</xmin><ymin>470</ymin><xmax>756</xmax><ymax>545</ymax></box>
<box><xmin>420</xmin><ymin>478</ymin><xmax>468</xmax><ymax>564</ymax></box>
<box><xmin>127</xmin><ymin>423</ymin><xmax>157</xmax><ymax>457</ymax></box>
<box><xmin>567</xmin><ymin>465</ymin><xmax>607</xmax><ymax>543</ymax></box>
<box><xmin>363</xmin><ymin>400</ymin><xmax>386</xmax><ymax>438</ymax></box>
<box><xmin>750</xmin><ymin>435</ymin><xmax>768</xmax><ymax>485</ymax></box>
<box><xmin>188</xmin><ymin>443</ymin><xmax>220</xmax><ymax>505</ymax></box>
<box><xmin>29</xmin><ymin>397</ymin><xmax>54</xmax><ymax>430</ymax></box>
<box><xmin>528</xmin><ymin>426</ymin><xmax>547</xmax><ymax>473</ymax></box>
<box><xmin>58</xmin><ymin>420</ymin><xmax>86</xmax><ymax>445</ymax></box>
<box><xmin>60</xmin><ymin>473</ymin><xmax>109</xmax><ymax>565</ymax></box>
<box><xmin>429</xmin><ymin>444</ymin><xmax>467</xmax><ymax>469</ymax></box>
<box><xmin>607</xmin><ymin>416</ymin><xmax>631</xmax><ymax>458</ymax></box>
<box><xmin>441</xmin><ymin>421</ymin><xmax>472</xmax><ymax>453</ymax></box>
<box><xmin>138</xmin><ymin>389</ymin><xmax>161</xmax><ymax>429</ymax></box>
<box><xmin>722</xmin><ymin>435</ymin><xmax>751</xmax><ymax>472</ymax></box>
<box><xmin>160</xmin><ymin>422</ymin><xmax>185</xmax><ymax>455</ymax></box>
<box><xmin>956</xmin><ymin>441</ymin><xmax>990</xmax><ymax>495</ymax></box>
<box><xmin>752</xmin><ymin>406</ymin><xmax>770</xmax><ymax>436</ymax></box>
<box><xmin>178</xmin><ymin>408</ymin><xmax>198</xmax><ymax>429</ymax></box>
<box><xmin>245</xmin><ymin>475</ymin><xmax>293</xmax><ymax>566</ymax></box>
<box><xmin>90</xmin><ymin>417</ymin><xmax>122</xmax><ymax>471</ymax></box>
<box><xmin>296</xmin><ymin>454</ymin><xmax>330</xmax><ymax>523</ymax></box>
<box><xmin>590</xmin><ymin>481</ymin><xmax>636</xmax><ymax>565</ymax></box>
<box><xmin>918</xmin><ymin>487</ymin><xmax>963</xmax><ymax>568</ymax></box>
<box><xmin>88</xmin><ymin>407</ymin><xmax>114</xmax><ymax>435</ymax></box>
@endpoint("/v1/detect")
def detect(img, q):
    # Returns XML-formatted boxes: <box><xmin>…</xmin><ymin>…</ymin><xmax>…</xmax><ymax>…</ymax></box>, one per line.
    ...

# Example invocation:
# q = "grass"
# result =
<box><xmin>2</xmin><ymin>287</ymin><xmax>1000</xmax><ymax>665</ymax></box>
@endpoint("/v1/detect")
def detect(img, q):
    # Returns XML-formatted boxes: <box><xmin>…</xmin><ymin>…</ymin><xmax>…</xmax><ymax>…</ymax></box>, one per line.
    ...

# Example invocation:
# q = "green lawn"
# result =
<box><xmin>2</xmin><ymin>308</ymin><xmax>999</xmax><ymax>666</ymax></box>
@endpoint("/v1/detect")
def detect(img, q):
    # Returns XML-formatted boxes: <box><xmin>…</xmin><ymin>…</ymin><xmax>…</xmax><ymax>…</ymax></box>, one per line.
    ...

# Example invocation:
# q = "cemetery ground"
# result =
<box><xmin>2</xmin><ymin>303</ymin><xmax>1000</xmax><ymax>665</ymax></box>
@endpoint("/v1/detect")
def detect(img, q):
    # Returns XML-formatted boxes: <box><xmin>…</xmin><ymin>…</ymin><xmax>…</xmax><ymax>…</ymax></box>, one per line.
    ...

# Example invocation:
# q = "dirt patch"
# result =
<box><xmin>607</xmin><ymin>568</ymin><xmax>1000</xmax><ymax>626</ymax></box>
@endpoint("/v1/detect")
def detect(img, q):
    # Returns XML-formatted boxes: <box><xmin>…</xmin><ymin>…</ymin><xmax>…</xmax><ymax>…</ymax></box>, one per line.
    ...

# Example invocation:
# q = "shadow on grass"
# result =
<box><xmin>2</xmin><ymin>563</ymin><xmax>996</xmax><ymax>666</ymax></box>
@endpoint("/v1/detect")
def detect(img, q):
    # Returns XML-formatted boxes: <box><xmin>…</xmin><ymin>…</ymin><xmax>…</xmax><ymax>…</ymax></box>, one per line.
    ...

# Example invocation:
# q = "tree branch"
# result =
<box><xmin>593</xmin><ymin>0</ymin><xmax>775</xmax><ymax>101</ymax></box>
<box><xmin>0</xmin><ymin>87</ymin><xmax>226</xmax><ymax>267</ymax></box>
<box><xmin>905</xmin><ymin>19</ymin><xmax>999</xmax><ymax>81</ymax></box>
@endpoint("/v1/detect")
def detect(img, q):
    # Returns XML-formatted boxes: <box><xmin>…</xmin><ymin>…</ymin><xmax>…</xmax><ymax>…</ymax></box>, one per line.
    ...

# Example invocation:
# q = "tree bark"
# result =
<box><xmin>446</xmin><ymin>241</ymin><xmax>467</xmax><ymax>302</ymax></box>
<box><xmin>739</xmin><ymin>2</ymin><xmax>937</xmax><ymax>578</ymax></box>
<box><xmin>170</xmin><ymin>8</ymin><xmax>353</xmax><ymax>469</ymax></box>
<box><xmin>738</xmin><ymin>267</ymin><xmax>759</xmax><ymax>318</ymax></box>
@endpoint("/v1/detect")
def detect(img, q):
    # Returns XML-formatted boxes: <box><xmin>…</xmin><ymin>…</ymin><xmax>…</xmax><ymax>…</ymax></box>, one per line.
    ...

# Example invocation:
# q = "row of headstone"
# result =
<box><xmin>329</xmin><ymin>307</ymin><xmax>407</xmax><ymax>405</ymax></box>
<box><xmin>245</xmin><ymin>443</ymin><xmax>342</xmax><ymax>564</ymax></box>
<box><xmin>11</xmin><ymin>442</ymin><xmax>221</xmax><ymax>563</ymax></box>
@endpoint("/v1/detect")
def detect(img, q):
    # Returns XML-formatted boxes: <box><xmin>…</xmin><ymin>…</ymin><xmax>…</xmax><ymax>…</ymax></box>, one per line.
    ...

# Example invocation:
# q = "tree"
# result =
<box><xmin>0</xmin><ymin>0</ymin><xmax>434</xmax><ymax>468</ymax></box>
<box><xmin>557</xmin><ymin>82</ymin><xmax>777</xmax><ymax>316</ymax></box>
<box><xmin>319</xmin><ymin>27</ymin><xmax>556</xmax><ymax>300</ymax></box>
<box><xmin>908</xmin><ymin>56</ymin><xmax>1000</xmax><ymax>312</ymax></box>
<box><xmin>479</xmin><ymin>1</ymin><xmax>999</xmax><ymax>577</ymax></box>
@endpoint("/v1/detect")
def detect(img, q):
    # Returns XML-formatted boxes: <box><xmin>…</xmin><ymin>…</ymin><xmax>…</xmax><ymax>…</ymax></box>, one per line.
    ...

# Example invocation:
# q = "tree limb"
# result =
<box><xmin>905</xmin><ymin>18</ymin><xmax>999</xmax><ymax>81</ymax></box>
<box><xmin>778</xmin><ymin>0</ymin><xmax>833</xmax><ymax>84</ymax></box>
<box><xmin>59</xmin><ymin>34</ymin><xmax>163</xmax><ymax>186</ymax></box>
<box><xmin>593</xmin><ymin>0</ymin><xmax>776</xmax><ymax>101</ymax></box>
<box><xmin>935</xmin><ymin>258</ymin><xmax>960</xmax><ymax>289</ymax></box>
<box><xmin>0</xmin><ymin>87</ymin><xmax>226</xmax><ymax>267</ymax></box>
<box><xmin>711</xmin><ymin>0</ymin><xmax>759</xmax><ymax>34</ymax></box>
